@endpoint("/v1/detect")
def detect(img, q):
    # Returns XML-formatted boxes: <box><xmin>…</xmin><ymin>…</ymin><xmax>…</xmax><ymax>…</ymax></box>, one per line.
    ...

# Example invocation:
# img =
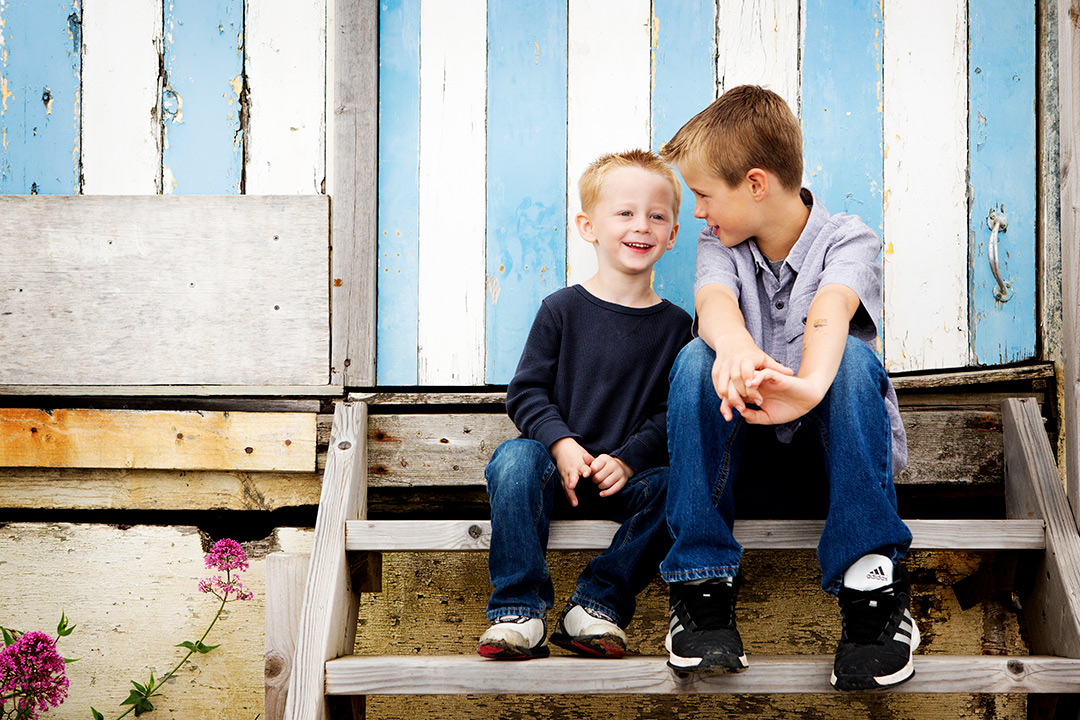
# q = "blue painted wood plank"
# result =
<box><xmin>484</xmin><ymin>0</ymin><xmax>567</xmax><ymax>384</ymax></box>
<box><xmin>650</xmin><ymin>0</ymin><xmax>716</xmax><ymax>315</ymax></box>
<box><xmin>376</xmin><ymin>0</ymin><xmax>420</xmax><ymax>385</ymax></box>
<box><xmin>162</xmin><ymin>0</ymin><xmax>243</xmax><ymax>194</ymax></box>
<box><xmin>968</xmin><ymin>0</ymin><xmax>1036</xmax><ymax>365</ymax></box>
<box><xmin>801</xmin><ymin>0</ymin><xmax>883</xmax><ymax>235</ymax></box>
<box><xmin>0</xmin><ymin>0</ymin><xmax>81</xmax><ymax>194</ymax></box>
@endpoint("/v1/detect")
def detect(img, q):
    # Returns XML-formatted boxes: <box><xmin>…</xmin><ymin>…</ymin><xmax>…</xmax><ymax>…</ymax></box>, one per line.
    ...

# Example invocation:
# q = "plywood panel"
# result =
<box><xmin>162</xmin><ymin>0</ymin><xmax>244</xmax><ymax>194</ymax></box>
<box><xmin>651</xmin><ymin>0</ymin><xmax>717</xmax><ymax>314</ymax></box>
<box><xmin>715</xmin><ymin>0</ymin><xmax>800</xmax><ymax>117</ymax></box>
<box><xmin>416</xmin><ymin>0</ymin><xmax>487</xmax><ymax>385</ymax></box>
<box><xmin>882</xmin><ymin>0</ymin><xmax>969</xmax><ymax>371</ymax></box>
<box><xmin>0</xmin><ymin>409</ymin><xmax>316</xmax><ymax>471</ymax></box>
<box><xmin>484</xmin><ymin>0</ymin><xmax>568</xmax><ymax>383</ymax></box>
<box><xmin>0</xmin><ymin>195</ymin><xmax>329</xmax><ymax>385</ymax></box>
<box><xmin>0</xmin><ymin>0</ymin><xmax>82</xmax><ymax>194</ymax></box>
<box><xmin>244</xmin><ymin>0</ymin><xmax>325</xmax><ymax>194</ymax></box>
<box><xmin>81</xmin><ymin>0</ymin><xmax>162</xmax><ymax>194</ymax></box>
<box><xmin>375</xmin><ymin>0</ymin><xmax>421</xmax><ymax>385</ymax></box>
<box><xmin>565</xmin><ymin>0</ymin><xmax>651</xmax><ymax>287</ymax></box>
<box><xmin>967</xmin><ymin>0</ymin><xmax>1037</xmax><ymax>365</ymax></box>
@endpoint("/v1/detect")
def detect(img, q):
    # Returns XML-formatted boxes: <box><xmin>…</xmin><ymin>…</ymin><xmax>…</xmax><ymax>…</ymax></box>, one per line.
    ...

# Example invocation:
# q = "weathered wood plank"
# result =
<box><xmin>266</xmin><ymin>553</ymin><xmax>309</xmax><ymax>720</ymax></box>
<box><xmin>0</xmin><ymin>385</ymin><xmax>344</xmax><ymax>397</ymax></box>
<box><xmin>485</xmin><ymin>0</ymin><xmax>568</xmax><ymax>383</ymax></box>
<box><xmin>565</xmin><ymin>0</ymin><xmax>651</xmax><ymax>287</ymax></box>
<box><xmin>244</xmin><ymin>0</ymin><xmax>326</xmax><ymax>193</ymax></box>
<box><xmin>0</xmin><ymin>408</ymin><xmax>316</xmax><ymax>471</ymax></box>
<box><xmin>715</xmin><ymin>0</ymin><xmax>799</xmax><ymax>111</ymax></box>
<box><xmin>326</xmin><ymin>654</ymin><xmax>1080</xmax><ymax>695</ymax></box>
<box><xmin>329</xmin><ymin>0</ymin><xmax>377</xmax><ymax>387</ymax></box>
<box><xmin>890</xmin><ymin>363</ymin><xmax>1054</xmax><ymax>390</ymax></box>
<box><xmin>882</xmin><ymin>0</ymin><xmax>969</xmax><ymax>371</ymax></box>
<box><xmin>0</xmin><ymin>195</ymin><xmax>330</xmax><ymax>386</ymax></box>
<box><xmin>284</xmin><ymin>402</ymin><xmax>367</xmax><ymax>720</ymax></box>
<box><xmin>346</xmin><ymin>518</ymin><xmax>1044</xmax><ymax>552</ymax></box>
<box><xmin>416</xmin><ymin>0</ymin><xmax>486</xmax><ymax>385</ymax></box>
<box><xmin>1003</xmin><ymin>397</ymin><xmax>1080</xmax><ymax>659</ymax></box>
<box><xmin>81</xmin><ymin>0</ymin><xmax>162</xmax><ymax>194</ymax></box>
<box><xmin>0</xmin><ymin>0</ymin><xmax>82</xmax><ymax>194</ymax></box>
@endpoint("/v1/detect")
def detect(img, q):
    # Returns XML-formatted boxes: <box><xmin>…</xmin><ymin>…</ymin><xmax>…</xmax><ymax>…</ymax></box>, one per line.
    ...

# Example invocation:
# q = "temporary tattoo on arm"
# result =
<box><xmin>812</xmin><ymin>319</ymin><xmax>829</xmax><ymax>329</ymax></box>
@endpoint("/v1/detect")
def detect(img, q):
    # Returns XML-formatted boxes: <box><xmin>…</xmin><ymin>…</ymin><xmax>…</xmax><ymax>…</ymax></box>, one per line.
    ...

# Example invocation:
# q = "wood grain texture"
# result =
<box><xmin>0</xmin><ymin>0</ymin><xmax>82</xmax><ymax>194</ymax></box>
<box><xmin>284</xmin><ymin>402</ymin><xmax>367</xmax><ymax>720</ymax></box>
<box><xmin>325</xmin><ymin>654</ymin><xmax>1080</xmax><ymax>695</ymax></box>
<box><xmin>882</xmin><ymin>0</ymin><xmax>969</xmax><ymax>371</ymax></box>
<box><xmin>0</xmin><ymin>408</ymin><xmax>315</xmax><ymax>471</ymax></box>
<box><xmin>345</xmin><ymin>518</ymin><xmax>1045</xmax><ymax>552</ymax></box>
<box><xmin>330</xmin><ymin>0</ymin><xmax>377</xmax><ymax>386</ymax></box>
<box><xmin>0</xmin><ymin>385</ymin><xmax>344</xmax><ymax>397</ymax></box>
<box><xmin>714</xmin><ymin>0</ymin><xmax>799</xmax><ymax>115</ymax></box>
<box><xmin>266</xmin><ymin>554</ymin><xmax>310</xmax><ymax>720</ymax></box>
<box><xmin>244</xmin><ymin>0</ymin><xmax>326</xmax><ymax>194</ymax></box>
<box><xmin>81</xmin><ymin>0</ymin><xmax>162</xmax><ymax>194</ymax></box>
<box><xmin>565</xmin><ymin>0</ymin><xmax>651</xmax><ymax>287</ymax></box>
<box><xmin>0</xmin><ymin>195</ymin><xmax>330</xmax><ymax>386</ymax></box>
<box><xmin>416</xmin><ymin>0</ymin><xmax>487</xmax><ymax>385</ymax></box>
<box><xmin>1060</xmin><ymin>0</ymin><xmax>1080</xmax><ymax>532</ymax></box>
<box><xmin>1003</xmin><ymin>397</ymin><xmax>1080</xmax><ymax>659</ymax></box>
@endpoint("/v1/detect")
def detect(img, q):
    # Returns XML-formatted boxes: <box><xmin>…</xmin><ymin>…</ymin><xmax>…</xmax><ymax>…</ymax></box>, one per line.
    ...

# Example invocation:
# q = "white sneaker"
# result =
<box><xmin>477</xmin><ymin>615</ymin><xmax>549</xmax><ymax>659</ymax></box>
<box><xmin>550</xmin><ymin>604</ymin><xmax>627</xmax><ymax>658</ymax></box>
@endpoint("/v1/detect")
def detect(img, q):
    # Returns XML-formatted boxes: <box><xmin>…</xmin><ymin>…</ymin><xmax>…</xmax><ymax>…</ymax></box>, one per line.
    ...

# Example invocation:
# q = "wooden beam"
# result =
<box><xmin>0</xmin><ymin>386</ymin><xmax>344</xmax><ymax>398</ymax></box>
<box><xmin>889</xmin><ymin>364</ymin><xmax>1055</xmax><ymax>390</ymax></box>
<box><xmin>0</xmin><ymin>409</ymin><xmax>316</xmax><ymax>471</ymax></box>
<box><xmin>345</xmin><ymin>518</ymin><xmax>1045</xmax><ymax>552</ymax></box>
<box><xmin>1003</xmin><ymin>398</ymin><xmax>1080</xmax><ymax>658</ymax></box>
<box><xmin>324</xmin><ymin>654</ymin><xmax>1080</xmax><ymax>695</ymax></box>
<box><xmin>265</xmin><ymin>553</ymin><xmax>309</xmax><ymax>720</ymax></box>
<box><xmin>284</xmin><ymin>402</ymin><xmax>367</xmax><ymax>720</ymax></box>
<box><xmin>329</xmin><ymin>0</ymin><xmax>378</xmax><ymax>387</ymax></box>
<box><xmin>1060</xmin><ymin>0</ymin><xmax>1080</xmax><ymax>536</ymax></box>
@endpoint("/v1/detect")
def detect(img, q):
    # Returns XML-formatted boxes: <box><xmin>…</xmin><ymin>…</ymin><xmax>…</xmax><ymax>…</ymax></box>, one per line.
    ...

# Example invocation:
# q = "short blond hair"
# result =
<box><xmin>578</xmin><ymin>148</ymin><xmax>682</xmax><ymax>216</ymax></box>
<box><xmin>660</xmin><ymin>85</ymin><xmax>803</xmax><ymax>192</ymax></box>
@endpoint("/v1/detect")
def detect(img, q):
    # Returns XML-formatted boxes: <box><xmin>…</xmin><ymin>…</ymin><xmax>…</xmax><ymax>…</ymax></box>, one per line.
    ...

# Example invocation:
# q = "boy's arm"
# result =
<box><xmin>741</xmin><ymin>283</ymin><xmax>860</xmax><ymax>425</ymax></box>
<box><xmin>696</xmin><ymin>284</ymin><xmax>792</xmax><ymax>420</ymax></box>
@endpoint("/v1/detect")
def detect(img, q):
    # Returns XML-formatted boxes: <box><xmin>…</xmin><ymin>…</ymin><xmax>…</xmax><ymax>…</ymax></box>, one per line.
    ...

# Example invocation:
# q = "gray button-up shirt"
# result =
<box><xmin>693</xmin><ymin>188</ymin><xmax>907</xmax><ymax>474</ymax></box>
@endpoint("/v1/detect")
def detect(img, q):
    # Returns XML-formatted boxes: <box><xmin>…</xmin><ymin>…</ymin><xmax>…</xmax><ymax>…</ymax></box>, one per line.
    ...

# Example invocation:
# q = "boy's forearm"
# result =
<box><xmin>797</xmin><ymin>283</ymin><xmax>860</xmax><ymax>396</ymax></box>
<box><xmin>695</xmin><ymin>285</ymin><xmax>756</xmax><ymax>354</ymax></box>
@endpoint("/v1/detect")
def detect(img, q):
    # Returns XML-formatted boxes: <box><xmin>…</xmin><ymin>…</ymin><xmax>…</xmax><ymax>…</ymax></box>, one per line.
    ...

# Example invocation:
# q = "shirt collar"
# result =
<box><xmin>746</xmin><ymin>188</ymin><xmax>821</xmax><ymax>277</ymax></box>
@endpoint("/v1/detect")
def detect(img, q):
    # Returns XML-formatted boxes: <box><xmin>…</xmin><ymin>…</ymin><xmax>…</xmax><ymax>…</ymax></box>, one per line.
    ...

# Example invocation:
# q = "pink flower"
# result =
<box><xmin>198</xmin><ymin>576</ymin><xmax>253</xmax><ymax>602</ymax></box>
<box><xmin>0</xmin><ymin>631</ymin><xmax>69</xmax><ymax>719</ymax></box>
<box><xmin>204</xmin><ymin>539</ymin><xmax>249</xmax><ymax>573</ymax></box>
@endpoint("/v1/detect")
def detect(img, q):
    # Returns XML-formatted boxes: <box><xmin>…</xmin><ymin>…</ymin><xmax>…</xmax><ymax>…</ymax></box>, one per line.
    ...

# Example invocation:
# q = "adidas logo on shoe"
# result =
<box><xmin>866</xmin><ymin>565</ymin><xmax>889</xmax><ymax>584</ymax></box>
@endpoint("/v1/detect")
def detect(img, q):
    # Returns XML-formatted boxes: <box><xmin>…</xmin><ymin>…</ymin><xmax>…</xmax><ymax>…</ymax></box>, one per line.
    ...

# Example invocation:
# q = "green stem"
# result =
<box><xmin>110</xmin><ymin>586</ymin><xmax>230</xmax><ymax>720</ymax></box>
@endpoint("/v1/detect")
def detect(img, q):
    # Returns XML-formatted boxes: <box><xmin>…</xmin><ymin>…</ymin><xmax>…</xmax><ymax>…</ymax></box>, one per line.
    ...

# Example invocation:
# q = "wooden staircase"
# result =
<box><xmin>270</xmin><ymin>395</ymin><xmax>1080</xmax><ymax>719</ymax></box>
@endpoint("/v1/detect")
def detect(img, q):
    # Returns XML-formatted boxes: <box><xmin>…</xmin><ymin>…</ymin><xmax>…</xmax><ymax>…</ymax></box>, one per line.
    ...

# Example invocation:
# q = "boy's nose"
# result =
<box><xmin>693</xmin><ymin>202</ymin><xmax>706</xmax><ymax>219</ymax></box>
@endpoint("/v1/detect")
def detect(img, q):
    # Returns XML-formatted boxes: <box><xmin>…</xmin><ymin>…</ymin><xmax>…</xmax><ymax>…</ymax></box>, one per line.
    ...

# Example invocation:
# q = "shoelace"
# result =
<box><xmin>837</xmin><ymin>586</ymin><xmax>899</xmax><ymax>645</ymax></box>
<box><xmin>678</xmin><ymin>582</ymin><xmax>737</xmax><ymax>631</ymax></box>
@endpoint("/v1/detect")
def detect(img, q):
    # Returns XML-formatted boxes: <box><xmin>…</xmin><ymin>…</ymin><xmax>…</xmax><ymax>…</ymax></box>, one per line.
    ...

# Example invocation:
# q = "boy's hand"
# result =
<box><xmin>550</xmin><ymin>437</ymin><xmax>593</xmax><ymax>507</ymax></box>
<box><xmin>741</xmin><ymin>368</ymin><xmax>829</xmax><ymax>425</ymax></box>
<box><xmin>712</xmin><ymin>350</ymin><xmax>793</xmax><ymax>421</ymax></box>
<box><xmin>589</xmin><ymin>454</ymin><xmax>634</xmax><ymax>497</ymax></box>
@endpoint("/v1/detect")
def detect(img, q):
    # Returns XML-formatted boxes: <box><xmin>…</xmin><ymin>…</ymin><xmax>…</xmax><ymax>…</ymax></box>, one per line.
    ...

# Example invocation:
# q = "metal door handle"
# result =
<box><xmin>987</xmin><ymin>208</ymin><xmax>1011</xmax><ymax>302</ymax></box>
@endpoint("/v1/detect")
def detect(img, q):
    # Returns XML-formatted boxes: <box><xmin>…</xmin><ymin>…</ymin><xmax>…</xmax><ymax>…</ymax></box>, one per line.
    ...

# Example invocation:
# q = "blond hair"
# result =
<box><xmin>578</xmin><ymin>148</ymin><xmax>682</xmax><ymax>216</ymax></box>
<box><xmin>660</xmin><ymin>85</ymin><xmax>803</xmax><ymax>192</ymax></box>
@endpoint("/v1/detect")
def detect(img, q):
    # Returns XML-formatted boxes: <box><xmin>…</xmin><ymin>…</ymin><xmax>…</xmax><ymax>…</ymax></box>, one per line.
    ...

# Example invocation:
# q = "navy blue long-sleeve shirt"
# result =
<box><xmin>506</xmin><ymin>285</ymin><xmax>693</xmax><ymax>472</ymax></box>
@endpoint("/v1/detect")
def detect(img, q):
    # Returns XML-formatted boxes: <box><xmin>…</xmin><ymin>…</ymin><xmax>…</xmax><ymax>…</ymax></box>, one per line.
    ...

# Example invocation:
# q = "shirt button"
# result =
<box><xmin>775</xmin><ymin>300</ymin><xmax>785</xmax><ymax>309</ymax></box>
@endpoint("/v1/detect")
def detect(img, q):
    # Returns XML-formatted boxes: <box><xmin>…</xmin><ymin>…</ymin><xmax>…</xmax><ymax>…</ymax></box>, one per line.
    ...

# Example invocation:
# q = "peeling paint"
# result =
<box><xmin>0</xmin><ymin>75</ymin><xmax>10</xmax><ymax>114</ymax></box>
<box><xmin>41</xmin><ymin>86</ymin><xmax>52</xmax><ymax>114</ymax></box>
<box><xmin>486</xmin><ymin>275</ymin><xmax>501</xmax><ymax>305</ymax></box>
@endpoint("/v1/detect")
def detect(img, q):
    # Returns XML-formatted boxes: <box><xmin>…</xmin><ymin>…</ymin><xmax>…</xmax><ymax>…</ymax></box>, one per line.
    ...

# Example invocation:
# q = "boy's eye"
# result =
<box><xmin>651</xmin><ymin>214</ymin><xmax>667</xmax><ymax>221</ymax></box>
<box><xmin>618</xmin><ymin>211</ymin><xmax>632</xmax><ymax>217</ymax></box>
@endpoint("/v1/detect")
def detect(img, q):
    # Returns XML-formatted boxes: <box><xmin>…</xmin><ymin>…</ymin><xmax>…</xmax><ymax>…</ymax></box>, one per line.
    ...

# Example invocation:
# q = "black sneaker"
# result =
<box><xmin>831</xmin><ymin>564</ymin><xmax>920</xmax><ymax>691</ymax></box>
<box><xmin>666</xmin><ymin>577</ymin><xmax>748</xmax><ymax>673</ymax></box>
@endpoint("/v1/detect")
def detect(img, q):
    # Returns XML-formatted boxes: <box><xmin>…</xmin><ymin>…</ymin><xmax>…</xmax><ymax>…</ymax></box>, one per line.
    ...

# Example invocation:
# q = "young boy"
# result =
<box><xmin>657</xmin><ymin>86</ymin><xmax>916</xmax><ymax>691</ymax></box>
<box><xmin>477</xmin><ymin>149</ymin><xmax>693</xmax><ymax>660</ymax></box>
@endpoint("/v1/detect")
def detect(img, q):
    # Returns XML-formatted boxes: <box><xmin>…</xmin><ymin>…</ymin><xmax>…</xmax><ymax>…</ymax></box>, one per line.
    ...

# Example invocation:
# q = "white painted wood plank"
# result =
<box><xmin>566</xmin><ymin>0</ymin><xmax>651</xmax><ymax>287</ymax></box>
<box><xmin>81</xmin><ymin>0</ymin><xmax>162</xmax><ymax>194</ymax></box>
<box><xmin>265</xmin><ymin>554</ymin><xmax>309</xmax><ymax>720</ymax></box>
<box><xmin>416</xmin><ymin>0</ymin><xmax>487</xmax><ymax>384</ymax></box>
<box><xmin>345</xmin><ymin>519</ymin><xmax>1046</xmax><ymax>551</ymax></box>
<box><xmin>0</xmin><ymin>196</ymin><xmax>329</xmax><ymax>386</ymax></box>
<box><xmin>326</xmin><ymin>654</ymin><xmax>1080</xmax><ymax>695</ymax></box>
<box><xmin>244</xmin><ymin>0</ymin><xmax>326</xmax><ymax>194</ymax></box>
<box><xmin>882</xmin><ymin>0</ymin><xmax>969</xmax><ymax>371</ymax></box>
<box><xmin>715</xmin><ymin>0</ymin><xmax>800</xmax><ymax>114</ymax></box>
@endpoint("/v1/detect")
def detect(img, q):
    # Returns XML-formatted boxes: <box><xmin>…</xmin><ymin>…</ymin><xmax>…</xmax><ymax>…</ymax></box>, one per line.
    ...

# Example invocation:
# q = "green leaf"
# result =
<box><xmin>176</xmin><ymin>640</ymin><xmax>199</xmax><ymax>652</ymax></box>
<box><xmin>1</xmin><ymin>626</ymin><xmax>14</xmax><ymax>647</ymax></box>
<box><xmin>195</xmin><ymin>641</ymin><xmax>220</xmax><ymax>653</ymax></box>
<box><xmin>122</xmin><ymin>688</ymin><xmax>145</xmax><ymax>706</ymax></box>
<box><xmin>57</xmin><ymin>611</ymin><xmax>76</xmax><ymax>637</ymax></box>
<box><xmin>132</xmin><ymin>697</ymin><xmax>155</xmax><ymax>716</ymax></box>
<box><xmin>62</xmin><ymin>656</ymin><xmax>81</xmax><ymax>663</ymax></box>
<box><xmin>91</xmin><ymin>707</ymin><xmax>105</xmax><ymax>720</ymax></box>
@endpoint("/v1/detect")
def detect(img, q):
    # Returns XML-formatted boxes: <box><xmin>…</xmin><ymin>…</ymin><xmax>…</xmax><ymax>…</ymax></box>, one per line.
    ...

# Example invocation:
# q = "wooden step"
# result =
<box><xmin>324</xmin><ymin>654</ymin><xmax>1080</xmax><ymax>695</ymax></box>
<box><xmin>345</xmin><ymin>518</ymin><xmax>1045</xmax><ymax>552</ymax></box>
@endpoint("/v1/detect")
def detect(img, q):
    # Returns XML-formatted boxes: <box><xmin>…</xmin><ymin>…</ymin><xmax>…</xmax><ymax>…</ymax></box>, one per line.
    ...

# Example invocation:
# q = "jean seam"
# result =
<box><xmin>711</xmin><ymin>417</ymin><xmax>744</xmax><ymax>507</ymax></box>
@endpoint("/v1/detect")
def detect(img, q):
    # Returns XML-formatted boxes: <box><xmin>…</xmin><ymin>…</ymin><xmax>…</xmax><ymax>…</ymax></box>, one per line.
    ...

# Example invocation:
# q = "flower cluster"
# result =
<box><xmin>0</xmin><ymin>631</ymin><xmax>69</xmax><ymax>720</ymax></box>
<box><xmin>198</xmin><ymin>539</ymin><xmax>252</xmax><ymax>602</ymax></box>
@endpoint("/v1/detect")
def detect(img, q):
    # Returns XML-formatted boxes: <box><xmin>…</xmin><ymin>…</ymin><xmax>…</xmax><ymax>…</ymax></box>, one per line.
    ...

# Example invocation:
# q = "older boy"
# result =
<box><xmin>477</xmin><ymin>149</ymin><xmax>692</xmax><ymax>660</ymax></box>
<box><xmin>658</xmin><ymin>86</ymin><xmax>916</xmax><ymax>691</ymax></box>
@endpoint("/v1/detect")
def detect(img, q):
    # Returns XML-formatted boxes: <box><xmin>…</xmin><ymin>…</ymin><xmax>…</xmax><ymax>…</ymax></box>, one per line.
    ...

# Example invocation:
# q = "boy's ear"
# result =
<box><xmin>746</xmin><ymin>168</ymin><xmax>769</xmax><ymax>201</ymax></box>
<box><xmin>666</xmin><ymin>221</ymin><xmax>679</xmax><ymax>250</ymax></box>
<box><xmin>575</xmin><ymin>211</ymin><xmax>598</xmax><ymax>244</ymax></box>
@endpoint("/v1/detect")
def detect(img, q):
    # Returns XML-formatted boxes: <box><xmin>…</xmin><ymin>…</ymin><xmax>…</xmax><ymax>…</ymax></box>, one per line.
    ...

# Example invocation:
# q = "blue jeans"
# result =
<box><xmin>660</xmin><ymin>337</ymin><xmax>912</xmax><ymax>594</ymax></box>
<box><xmin>485</xmin><ymin>438</ymin><xmax>671</xmax><ymax>627</ymax></box>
